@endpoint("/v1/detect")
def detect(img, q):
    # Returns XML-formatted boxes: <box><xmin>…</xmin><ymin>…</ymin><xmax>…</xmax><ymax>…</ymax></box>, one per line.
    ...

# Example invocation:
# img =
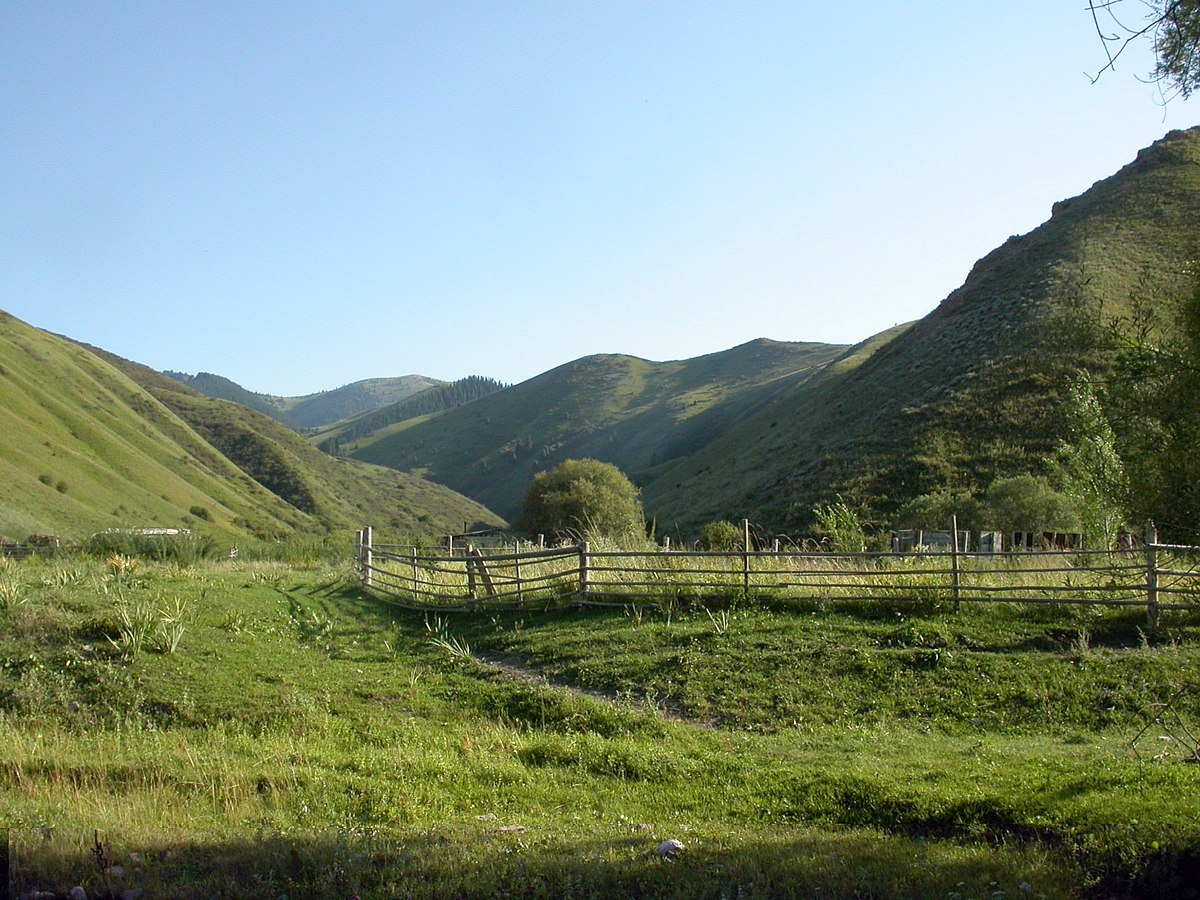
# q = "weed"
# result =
<box><xmin>43</xmin><ymin>565</ymin><xmax>87</xmax><ymax>589</ymax></box>
<box><xmin>425</xmin><ymin>613</ymin><xmax>473</xmax><ymax>661</ymax></box>
<box><xmin>0</xmin><ymin>577</ymin><xmax>27</xmax><ymax>611</ymax></box>
<box><xmin>706</xmin><ymin>608</ymin><xmax>732</xmax><ymax>635</ymax></box>
<box><xmin>109</xmin><ymin>594</ymin><xmax>158</xmax><ymax>658</ymax></box>
<box><xmin>105</xmin><ymin>553</ymin><xmax>140</xmax><ymax>581</ymax></box>
<box><xmin>152</xmin><ymin>595</ymin><xmax>189</xmax><ymax>654</ymax></box>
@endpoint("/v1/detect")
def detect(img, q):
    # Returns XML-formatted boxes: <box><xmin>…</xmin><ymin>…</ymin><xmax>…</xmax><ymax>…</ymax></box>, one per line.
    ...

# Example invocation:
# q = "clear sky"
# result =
<box><xmin>2</xmin><ymin>2</ymin><xmax>1195</xmax><ymax>396</ymax></box>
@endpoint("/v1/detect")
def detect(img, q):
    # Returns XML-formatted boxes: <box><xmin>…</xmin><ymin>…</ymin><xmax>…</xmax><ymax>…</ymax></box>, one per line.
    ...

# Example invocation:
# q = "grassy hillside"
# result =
<box><xmin>93</xmin><ymin>349</ymin><xmax>505</xmax><ymax>541</ymax></box>
<box><xmin>348</xmin><ymin>339</ymin><xmax>847</xmax><ymax>520</ymax></box>
<box><xmin>165</xmin><ymin>371</ymin><xmax>443</xmax><ymax>430</ymax></box>
<box><xmin>0</xmin><ymin>310</ymin><xmax>316</xmax><ymax>541</ymax></box>
<box><xmin>641</xmin><ymin>127</ymin><xmax>1200</xmax><ymax>537</ymax></box>
<box><xmin>2</xmin><ymin>554</ymin><xmax>1196</xmax><ymax>896</ymax></box>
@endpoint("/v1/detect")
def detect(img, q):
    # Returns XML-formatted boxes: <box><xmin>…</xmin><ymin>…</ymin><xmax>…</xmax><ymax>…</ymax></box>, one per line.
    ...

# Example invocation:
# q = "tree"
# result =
<box><xmin>517</xmin><ymin>458</ymin><xmax>644</xmax><ymax>542</ymax></box>
<box><xmin>981</xmin><ymin>475</ymin><xmax>1081</xmax><ymax>538</ymax></box>
<box><xmin>1089</xmin><ymin>0</ymin><xmax>1200</xmax><ymax>98</ymax></box>
<box><xmin>1046</xmin><ymin>376</ymin><xmax>1130</xmax><ymax>548</ymax></box>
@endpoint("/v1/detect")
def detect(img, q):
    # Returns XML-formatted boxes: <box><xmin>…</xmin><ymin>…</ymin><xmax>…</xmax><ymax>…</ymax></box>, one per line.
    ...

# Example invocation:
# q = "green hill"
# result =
<box><xmin>338</xmin><ymin>127</ymin><xmax>1200</xmax><ymax>540</ymax></box>
<box><xmin>0</xmin><ymin>312</ymin><xmax>503</xmax><ymax>543</ymax></box>
<box><xmin>641</xmin><ymin>127</ymin><xmax>1200</xmax><ymax>536</ymax></box>
<box><xmin>345</xmin><ymin>339</ymin><xmax>848</xmax><ymax>520</ymax></box>
<box><xmin>90</xmin><ymin>348</ymin><xmax>505</xmax><ymax>540</ymax></box>
<box><xmin>164</xmin><ymin>371</ymin><xmax>443</xmax><ymax>430</ymax></box>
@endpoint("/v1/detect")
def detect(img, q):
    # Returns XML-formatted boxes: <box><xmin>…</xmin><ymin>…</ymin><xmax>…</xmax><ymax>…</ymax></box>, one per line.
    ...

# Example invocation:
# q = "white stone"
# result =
<box><xmin>656</xmin><ymin>839</ymin><xmax>685</xmax><ymax>857</ymax></box>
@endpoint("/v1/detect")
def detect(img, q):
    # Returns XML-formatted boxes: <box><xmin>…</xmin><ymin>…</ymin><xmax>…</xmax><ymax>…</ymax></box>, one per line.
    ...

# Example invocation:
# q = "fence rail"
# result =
<box><xmin>355</xmin><ymin>526</ymin><xmax>1199</xmax><ymax>623</ymax></box>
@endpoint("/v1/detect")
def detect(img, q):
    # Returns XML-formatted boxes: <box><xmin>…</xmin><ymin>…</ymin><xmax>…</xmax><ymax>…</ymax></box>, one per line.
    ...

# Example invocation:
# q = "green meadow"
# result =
<box><xmin>1</xmin><ymin>550</ymin><xmax>1197</xmax><ymax>898</ymax></box>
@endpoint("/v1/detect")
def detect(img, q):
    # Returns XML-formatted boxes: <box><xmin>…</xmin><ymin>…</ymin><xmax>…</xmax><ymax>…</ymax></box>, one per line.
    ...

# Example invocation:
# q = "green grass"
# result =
<box><xmin>1</xmin><ymin>553</ymin><xmax>1197</xmax><ymax>897</ymax></box>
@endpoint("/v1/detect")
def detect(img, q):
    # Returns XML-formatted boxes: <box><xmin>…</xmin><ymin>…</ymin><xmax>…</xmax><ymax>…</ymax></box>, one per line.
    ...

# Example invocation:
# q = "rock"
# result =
<box><xmin>656</xmin><ymin>839</ymin><xmax>685</xmax><ymax>858</ymax></box>
<box><xmin>496</xmin><ymin>824</ymin><xmax>526</xmax><ymax>834</ymax></box>
<box><xmin>120</xmin><ymin>890</ymin><xmax>144</xmax><ymax>900</ymax></box>
<box><xmin>109</xmin><ymin>864</ymin><xmax>126</xmax><ymax>878</ymax></box>
<box><xmin>70</xmin><ymin>888</ymin><xmax>88</xmax><ymax>900</ymax></box>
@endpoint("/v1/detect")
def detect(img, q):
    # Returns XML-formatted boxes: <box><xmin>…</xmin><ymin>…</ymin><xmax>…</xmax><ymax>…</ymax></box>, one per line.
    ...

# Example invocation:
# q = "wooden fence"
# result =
<box><xmin>355</xmin><ymin>524</ymin><xmax>1199</xmax><ymax>624</ymax></box>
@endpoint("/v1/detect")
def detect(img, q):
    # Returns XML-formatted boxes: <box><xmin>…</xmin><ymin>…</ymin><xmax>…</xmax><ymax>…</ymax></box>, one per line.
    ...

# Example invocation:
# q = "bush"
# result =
<box><xmin>812</xmin><ymin>497</ymin><xmax>868</xmax><ymax>553</ymax></box>
<box><xmin>700</xmin><ymin>520</ymin><xmax>743</xmax><ymax>551</ymax></box>
<box><xmin>982</xmin><ymin>474</ymin><xmax>1081</xmax><ymax>536</ymax></box>
<box><xmin>518</xmin><ymin>459</ymin><xmax>644</xmax><ymax>542</ymax></box>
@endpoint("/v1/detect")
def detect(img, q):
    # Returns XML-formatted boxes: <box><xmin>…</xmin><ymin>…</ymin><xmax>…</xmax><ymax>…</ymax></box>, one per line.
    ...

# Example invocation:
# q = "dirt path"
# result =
<box><xmin>472</xmin><ymin>650</ymin><xmax>710</xmax><ymax>727</ymax></box>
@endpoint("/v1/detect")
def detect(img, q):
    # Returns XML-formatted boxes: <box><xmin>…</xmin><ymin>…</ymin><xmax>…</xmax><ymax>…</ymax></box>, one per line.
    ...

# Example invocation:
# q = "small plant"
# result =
<box><xmin>1071</xmin><ymin>628</ymin><xmax>1092</xmax><ymax>659</ymax></box>
<box><xmin>706</xmin><ymin>608</ymin><xmax>732</xmax><ymax>635</ymax></box>
<box><xmin>220</xmin><ymin>610</ymin><xmax>254</xmax><ymax>634</ymax></box>
<box><xmin>43</xmin><ymin>564</ymin><xmax>87</xmax><ymax>588</ymax></box>
<box><xmin>106</xmin><ymin>553</ymin><xmax>140</xmax><ymax>580</ymax></box>
<box><xmin>153</xmin><ymin>595</ymin><xmax>190</xmax><ymax>654</ymax></box>
<box><xmin>425</xmin><ymin>613</ymin><xmax>473</xmax><ymax>661</ymax></box>
<box><xmin>110</xmin><ymin>594</ymin><xmax>159</xmax><ymax>658</ymax></box>
<box><xmin>189</xmin><ymin>505</ymin><xmax>212</xmax><ymax>520</ymax></box>
<box><xmin>0</xmin><ymin>576</ymin><xmax>27</xmax><ymax>611</ymax></box>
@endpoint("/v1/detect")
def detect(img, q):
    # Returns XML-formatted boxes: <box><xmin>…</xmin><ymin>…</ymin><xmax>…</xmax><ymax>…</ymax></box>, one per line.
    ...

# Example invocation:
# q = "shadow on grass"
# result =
<box><xmin>9</xmin><ymin>825</ymin><xmax>1087</xmax><ymax>899</ymax></box>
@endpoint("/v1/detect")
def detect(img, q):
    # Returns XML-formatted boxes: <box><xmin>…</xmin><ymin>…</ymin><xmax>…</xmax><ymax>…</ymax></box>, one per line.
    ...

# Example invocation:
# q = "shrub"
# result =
<box><xmin>700</xmin><ymin>520</ymin><xmax>743</xmax><ymax>551</ymax></box>
<box><xmin>812</xmin><ymin>497</ymin><xmax>868</xmax><ymax>553</ymax></box>
<box><xmin>189</xmin><ymin>505</ymin><xmax>212</xmax><ymax>521</ymax></box>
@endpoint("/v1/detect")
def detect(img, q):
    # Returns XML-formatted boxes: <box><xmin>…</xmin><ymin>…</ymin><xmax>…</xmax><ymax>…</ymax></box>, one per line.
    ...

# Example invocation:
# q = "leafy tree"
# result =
<box><xmin>518</xmin><ymin>458</ymin><xmax>644</xmax><ymax>542</ymax></box>
<box><xmin>982</xmin><ymin>475</ymin><xmax>1081</xmax><ymax>537</ymax></box>
<box><xmin>1046</xmin><ymin>376</ymin><xmax>1130</xmax><ymax>547</ymax></box>
<box><xmin>1089</xmin><ymin>0</ymin><xmax>1200</xmax><ymax>97</ymax></box>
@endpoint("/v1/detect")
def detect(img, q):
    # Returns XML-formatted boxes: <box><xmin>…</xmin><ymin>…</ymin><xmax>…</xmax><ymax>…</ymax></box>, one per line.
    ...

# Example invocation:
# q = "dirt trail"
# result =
<box><xmin>472</xmin><ymin>650</ymin><xmax>711</xmax><ymax>727</ymax></box>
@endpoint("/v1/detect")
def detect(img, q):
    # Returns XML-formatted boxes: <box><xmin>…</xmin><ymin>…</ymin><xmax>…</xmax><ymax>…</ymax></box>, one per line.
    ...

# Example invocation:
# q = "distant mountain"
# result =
<box><xmin>342</xmin><ymin>339</ymin><xmax>847</xmax><ymax>521</ymax></box>
<box><xmin>164</xmin><ymin>371</ymin><xmax>444</xmax><ymax>430</ymax></box>
<box><xmin>0</xmin><ymin>311</ymin><xmax>502</xmax><ymax>542</ymax></box>
<box><xmin>312</xmin><ymin>376</ymin><xmax>508</xmax><ymax>454</ymax></box>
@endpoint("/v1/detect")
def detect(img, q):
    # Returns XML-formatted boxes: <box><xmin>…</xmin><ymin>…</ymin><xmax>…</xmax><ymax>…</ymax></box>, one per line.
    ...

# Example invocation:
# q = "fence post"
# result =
<box><xmin>409</xmin><ymin>547</ymin><xmax>418</xmax><ymax>602</ymax></box>
<box><xmin>950</xmin><ymin>515</ymin><xmax>961</xmax><ymax>613</ymax></box>
<box><xmin>362</xmin><ymin>526</ymin><xmax>373</xmax><ymax>590</ymax></box>
<box><xmin>466</xmin><ymin>543</ymin><xmax>477</xmax><ymax>600</ymax></box>
<box><xmin>578</xmin><ymin>542</ymin><xmax>590</xmax><ymax>605</ymax></box>
<box><xmin>514</xmin><ymin>542</ymin><xmax>523</xmax><ymax>602</ymax></box>
<box><xmin>1145</xmin><ymin>520</ymin><xmax>1159</xmax><ymax>628</ymax></box>
<box><xmin>743</xmin><ymin>519</ymin><xmax>751</xmax><ymax>598</ymax></box>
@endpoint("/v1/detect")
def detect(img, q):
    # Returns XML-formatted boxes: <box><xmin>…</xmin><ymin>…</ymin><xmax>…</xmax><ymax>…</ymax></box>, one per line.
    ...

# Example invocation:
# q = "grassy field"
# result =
<box><xmin>1</xmin><ymin>550</ymin><xmax>1197</xmax><ymax>898</ymax></box>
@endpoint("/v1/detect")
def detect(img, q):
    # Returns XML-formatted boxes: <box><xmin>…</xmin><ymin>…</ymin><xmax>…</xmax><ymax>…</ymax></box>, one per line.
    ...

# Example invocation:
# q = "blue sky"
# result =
<box><xmin>2</xmin><ymin>2</ymin><xmax>1195</xmax><ymax>395</ymax></box>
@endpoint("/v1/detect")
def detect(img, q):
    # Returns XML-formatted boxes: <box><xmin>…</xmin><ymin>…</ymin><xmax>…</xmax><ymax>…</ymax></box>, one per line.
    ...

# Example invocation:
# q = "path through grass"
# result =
<box><xmin>0</xmin><ymin>554</ymin><xmax>1196</xmax><ymax>897</ymax></box>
